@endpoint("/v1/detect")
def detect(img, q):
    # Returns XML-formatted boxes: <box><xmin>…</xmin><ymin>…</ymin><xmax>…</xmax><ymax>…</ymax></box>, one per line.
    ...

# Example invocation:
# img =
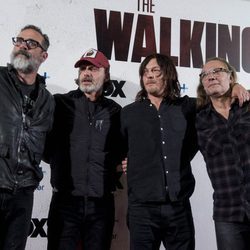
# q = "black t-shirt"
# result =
<box><xmin>18</xmin><ymin>80</ymin><xmax>38</xmax><ymax>114</ymax></box>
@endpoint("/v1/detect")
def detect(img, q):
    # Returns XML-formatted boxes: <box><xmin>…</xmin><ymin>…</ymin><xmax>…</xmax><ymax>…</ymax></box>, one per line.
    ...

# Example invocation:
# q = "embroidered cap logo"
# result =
<box><xmin>84</xmin><ymin>49</ymin><xmax>98</xmax><ymax>58</ymax></box>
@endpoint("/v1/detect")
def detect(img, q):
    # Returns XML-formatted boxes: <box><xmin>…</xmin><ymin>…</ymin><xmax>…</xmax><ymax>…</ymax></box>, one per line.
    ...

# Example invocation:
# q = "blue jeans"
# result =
<box><xmin>215</xmin><ymin>219</ymin><xmax>250</xmax><ymax>250</ymax></box>
<box><xmin>47</xmin><ymin>192</ymin><xmax>115</xmax><ymax>250</ymax></box>
<box><xmin>128</xmin><ymin>199</ymin><xmax>195</xmax><ymax>250</ymax></box>
<box><xmin>0</xmin><ymin>188</ymin><xmax>34</xmax><ymax>250</ymax></box>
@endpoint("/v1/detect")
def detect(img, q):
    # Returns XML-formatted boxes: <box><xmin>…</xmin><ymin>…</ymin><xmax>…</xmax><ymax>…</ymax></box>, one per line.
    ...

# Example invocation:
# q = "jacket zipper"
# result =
<box><xmin>14</xmin><ymin>109</ymin><xmax>26</xmax><ymax>193</ymax></box>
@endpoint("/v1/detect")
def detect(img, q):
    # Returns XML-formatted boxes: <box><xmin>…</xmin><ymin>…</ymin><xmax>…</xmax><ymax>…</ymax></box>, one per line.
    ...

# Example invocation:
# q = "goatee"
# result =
<box><xmin>10</xmin><ymin>50</ymin><xmax>37</xmax><ymax>74</ymax></box>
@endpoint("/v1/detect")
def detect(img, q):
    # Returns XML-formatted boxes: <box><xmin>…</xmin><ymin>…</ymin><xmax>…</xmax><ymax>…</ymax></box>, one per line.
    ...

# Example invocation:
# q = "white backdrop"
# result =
<box><xmin>0</xmin><ymin>0</ymin><xmax>250</xmax><ymax>249</ymax></box>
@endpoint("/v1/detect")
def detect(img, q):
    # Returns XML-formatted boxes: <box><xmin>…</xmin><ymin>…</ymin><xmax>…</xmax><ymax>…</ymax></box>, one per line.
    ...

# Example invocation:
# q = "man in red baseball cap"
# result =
<box><xmin>74</xmin><ymin>48</ymin><xmax>110</xmax><ymax>69</ymax></box>
<box><xmin>45</xmin><ymin>48</ymin><xmax>124</xmax><ymax>250</ymax></box>
<box><xmin>73</xmin><ymin>48</ymin><xmax>111</xmax><ymax>99</ymax></box>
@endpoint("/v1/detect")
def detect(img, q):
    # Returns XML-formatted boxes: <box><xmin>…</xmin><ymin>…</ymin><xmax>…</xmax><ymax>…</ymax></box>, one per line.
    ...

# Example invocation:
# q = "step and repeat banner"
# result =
<box><xmin>1</xmin><ymin>0</ymin><xmax>250</xmax><ymax>249</ymax></box>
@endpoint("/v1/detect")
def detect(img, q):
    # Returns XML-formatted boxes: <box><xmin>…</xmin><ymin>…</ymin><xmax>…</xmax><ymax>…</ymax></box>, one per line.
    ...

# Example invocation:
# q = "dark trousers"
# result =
<box><xmin>215</xmin><ymin>218</ymin><xmax>250</xmax><ymax>250</ymax></box>
<box><xmin>47</xmin><ymin>192</ymin><xmax>115</xmax><ymax>250</ymax></box>
<box><xmin>0</xmin><ymin>188</ymin><xmax>34</xmax><ymax>250</ymax></box>
<box><xmin>128</xmin><ymin>200</ymin><xmax>195</xmax><ymax>250</ymax></box>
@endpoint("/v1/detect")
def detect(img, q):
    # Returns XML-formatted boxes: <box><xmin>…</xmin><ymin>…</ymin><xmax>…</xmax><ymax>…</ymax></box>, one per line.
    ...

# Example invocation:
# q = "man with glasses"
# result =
<box><xmin>44</xmin><ymin>48</ymin><xmax>123</xmax><ymax>250</ymax></box>
<box><xmin>0</xmin><ymin>25</ymin><xmax>54</xmax><ymax>250</ymax></box>
<box><xmin>120</xmin><ymin>53</ymin><xmax>249</xmax><ymax>250</ymax></box>
<box><xmin>196</xmin><ymin>57</ymin><xmax>250</xmax><ymax>250</ymax></box>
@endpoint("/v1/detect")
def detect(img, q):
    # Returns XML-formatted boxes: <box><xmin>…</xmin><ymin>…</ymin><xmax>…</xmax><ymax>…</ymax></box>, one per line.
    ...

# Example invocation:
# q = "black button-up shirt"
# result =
<box><xmin>121</xmin><ymin>96</ymin><xmax>198</xmax><ymax>203</ymax></box>
<box><xmin>196</xmin><ymin>101</ymin><xmax>250</xmax><ymax>222</ymax></box>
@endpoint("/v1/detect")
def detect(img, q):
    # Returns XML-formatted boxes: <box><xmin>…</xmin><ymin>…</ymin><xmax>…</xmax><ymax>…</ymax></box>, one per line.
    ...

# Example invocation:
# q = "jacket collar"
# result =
<box><xmin>7</xmin><ymin>63</ymin><xmax>46</xmax><ymax>86</ymax></box>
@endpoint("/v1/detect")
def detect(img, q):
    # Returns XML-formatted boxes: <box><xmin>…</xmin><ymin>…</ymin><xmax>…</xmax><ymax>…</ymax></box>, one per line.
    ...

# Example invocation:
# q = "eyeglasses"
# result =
<box><xmin>199</xmin><ymin>67</ymin><xmax>231</xmax><ymax>81</ymax></box>
<box><xmin>143</xmin><ymin>67</ymin><xmax>162</xmax><ymax>77</ymax></box>
<box><xmin>12</xmin><ymin>37</ymin><xmax>46</xmax><ymax>51</ymax></box>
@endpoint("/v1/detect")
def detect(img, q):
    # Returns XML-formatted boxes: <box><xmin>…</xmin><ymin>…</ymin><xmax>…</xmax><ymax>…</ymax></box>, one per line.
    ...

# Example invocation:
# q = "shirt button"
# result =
<box><xmin>158</xmin><ymin>115</ymin><xmax>161</xmax><ymax>118</ymax></box>
<box><xmin>164</xmin><ymin>156</ymin><xmax>167</xmax><ymax>159</ymax></box>
<box><xmin>166</xmin><ymin>170</ymin><xmax>169</xmax><ymax>174</ymax></box>
<box><xmin>162</xmin><ymin>141</ymin><xmax>165</xmax><ymax>144</ymax></box>
<box><xmin>20</xmin><ymin>144</ymin><xmax>25</xmax><ymax>152</ymax></box>
<box><xmin>161</xmin><ymin>127</ymin><xmax>163</xmax><ymax>131</ymax></box>
<box><xmin>17</xmin><ymin>170</ymin><xmax>24</xmax><ymax>175</ymax></box>
<box><xmin>149</xmin><ymin>104</ymin><xmax>153</xmax><ymax>107</ymax></box>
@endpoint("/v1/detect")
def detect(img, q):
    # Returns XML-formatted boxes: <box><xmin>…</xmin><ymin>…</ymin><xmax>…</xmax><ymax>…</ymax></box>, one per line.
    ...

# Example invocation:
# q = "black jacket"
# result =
<box><xmin>0</xmin><ymin>65</ymin><xmax>54</xmax><ymax>192</ymax></box>
<box><xmin>121</xmin><ymin>96</ymin><xmax>198</xmax><ymax>203</ymax></box>
<box><xmin>44</xmin><ymin>89</ymin><xmax>123</xmax><ymax>197</ymax></box>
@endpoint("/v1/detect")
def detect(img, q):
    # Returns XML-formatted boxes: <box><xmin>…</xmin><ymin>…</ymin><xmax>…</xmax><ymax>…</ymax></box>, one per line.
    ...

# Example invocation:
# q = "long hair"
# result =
<box><xmin>197</xmin><ymin>57</ymin><xmax>237</xmax><ymax>108</ymax></box>
<box><xmin>136</xmin><ymin>54</ymin><xmax>181</xmax><ymax>101</ymax></box>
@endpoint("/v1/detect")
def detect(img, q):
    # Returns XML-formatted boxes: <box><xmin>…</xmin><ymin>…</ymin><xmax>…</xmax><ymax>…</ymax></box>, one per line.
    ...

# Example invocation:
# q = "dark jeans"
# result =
<box><xmin>0</xmin><ymin>188</ymin><xmax>34</xmax><ymax>250</ymax></box>
<box><xmin>128</xmin><ymin>199</ymin><xmax>195</xmax><ymax>250</ymax></box>
<box><xmin>47</xmin><ymin>192</ymin><xmax>115</xmax><ymax>250</ymax></box>
<box><xmin>215</xmin><ymin>218</ymin><xmax>250</xmax><ymax>250</ymax></box>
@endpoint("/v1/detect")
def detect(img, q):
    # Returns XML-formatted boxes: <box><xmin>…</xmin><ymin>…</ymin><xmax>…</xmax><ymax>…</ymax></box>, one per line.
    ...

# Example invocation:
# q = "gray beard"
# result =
<box><xmin>79</xmin><ymin>81</ymin><xmax>103</xmax><ymax>94</ymax></box>
<box><xmin>10</xmin><ymin>51</ymin><xmax>40</xmax><ymax>74</ymax></box>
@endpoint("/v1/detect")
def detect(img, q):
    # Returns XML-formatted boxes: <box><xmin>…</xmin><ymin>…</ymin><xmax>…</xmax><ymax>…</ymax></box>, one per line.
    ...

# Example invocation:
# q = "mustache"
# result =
<box><xmin>13</xmin><ymin>50</ymin><xmax>31</xmax><ymax>59</ymax></box>
<box><xmin>80</xmin><ymin>77</ymin><xmax>92</xmax><ymax>83</ymax></box>
<box><xmin>145</xmin><ymin>80</ymin><xmax>157</xmax><ymax>84</ymax></box>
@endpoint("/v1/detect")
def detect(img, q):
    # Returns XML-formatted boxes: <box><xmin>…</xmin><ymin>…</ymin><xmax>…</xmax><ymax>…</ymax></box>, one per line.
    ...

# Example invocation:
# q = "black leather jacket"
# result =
<box><xmin>0</xmin><ymin>65</ymin><xmax>54</xmax><ymax>192</ymax></box>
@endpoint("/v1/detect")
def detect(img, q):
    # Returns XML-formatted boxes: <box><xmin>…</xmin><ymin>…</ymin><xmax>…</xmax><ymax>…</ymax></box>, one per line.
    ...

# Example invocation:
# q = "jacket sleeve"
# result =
<box><xmin>42</xmin><ymin>95</ymin><xmax>56</xmax><ymax>164</ymax></box>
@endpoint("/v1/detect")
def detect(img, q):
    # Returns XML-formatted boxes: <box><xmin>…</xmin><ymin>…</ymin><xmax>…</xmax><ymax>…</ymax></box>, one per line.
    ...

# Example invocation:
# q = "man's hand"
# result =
<box><xmin>121</xmin><ymin>157</ymin><xmax>128</xmax><ymax>174</ymax></box>
<box><xmin>231</xmin><ymin>83</ymin><xmax>250</xmax><ymax>106</ymax></box>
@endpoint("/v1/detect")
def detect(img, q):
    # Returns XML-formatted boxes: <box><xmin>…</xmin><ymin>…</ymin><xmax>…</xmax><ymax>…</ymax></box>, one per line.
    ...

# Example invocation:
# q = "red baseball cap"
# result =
<box><xmin>74</xmin><ymin>48</ymin><xmax>110</xmax><ymax>68</ymax></box>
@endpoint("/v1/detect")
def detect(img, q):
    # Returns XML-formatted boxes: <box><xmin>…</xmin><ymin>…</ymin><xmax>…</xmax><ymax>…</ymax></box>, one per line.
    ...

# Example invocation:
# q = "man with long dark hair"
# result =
<box><xmin>121</xmin><ymin>54</ymin><xmax>197</xmax><ymax>249</ymax></box>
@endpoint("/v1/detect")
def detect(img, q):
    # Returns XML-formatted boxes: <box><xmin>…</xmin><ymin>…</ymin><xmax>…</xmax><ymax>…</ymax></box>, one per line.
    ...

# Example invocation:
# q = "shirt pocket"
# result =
<box><xmin>198</xmin><ymin>128</ymin><xmax>223</xmax><ymax>156</ymax></box>
<box><xmin>233</xmin><ymin>122</ymin><xmax>250</xmax><ymax>145</ymax></box>
<box><xmin>169</xmin><ymin>110</ymin><xmax>187</xmax><ymax>133</ymax></box>
<box><xmin>0</xmin><ymin>143</ymin><xmax>10</xmax><ymax>158</ymax></box>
